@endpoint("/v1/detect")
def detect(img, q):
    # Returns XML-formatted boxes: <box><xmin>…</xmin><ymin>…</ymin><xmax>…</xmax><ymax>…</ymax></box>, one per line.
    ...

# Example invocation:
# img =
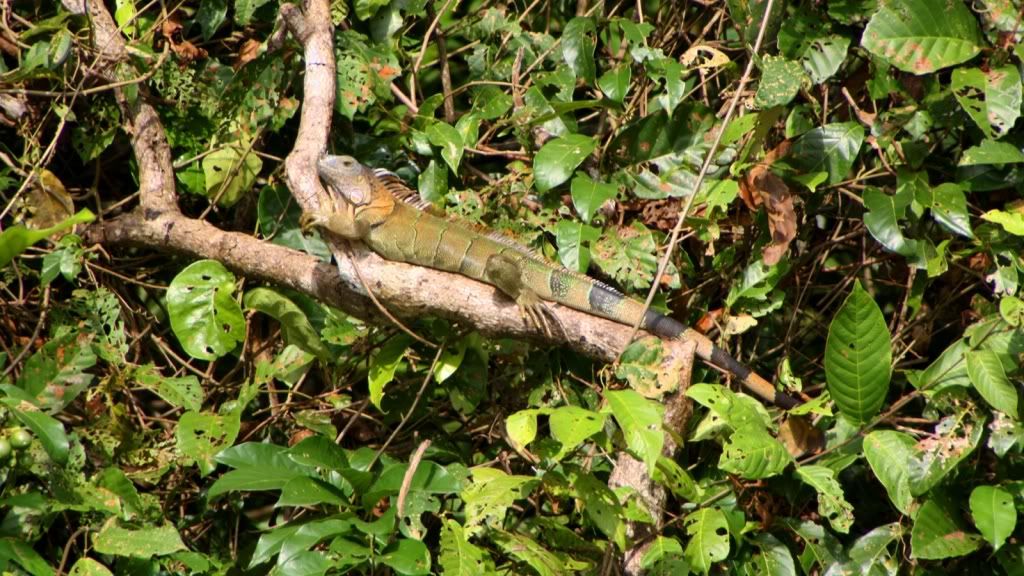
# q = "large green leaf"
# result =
<box><xmin>719</xmin><ymin>427</ymin><xmax>793</xmax><ymax>479</ymax></box>
<box><xmin>970</xmin><ymin>485</ymin><xmax>1016</xmax><ymax>551</ymax></box>
<box><xmin>166</xmin><ymin>260</ymin><xmax>245</xmax><ymax>361</ymax></box>
<box><xmin>863</xmin><ymin>430</ymin><xmax>916</xmax><ymax>515</ymax></box>
<box><xmin>790</xmin><ymin>122</ymin><xmax>864</xmax><ymax>184</ymax></box>
<box><xmin>861</xmin><ymin>0</ymin><xmax>983</xmax><ymax>74</ymax></box>
<box><xmin>824</xmin><ymin>280</ymin><xmax>892</xmax><ymax>422</ymax></box>
<box><xmin>605</xmin><ymin>389</ymin><xmax>664</xmax><ymax>473</ymax></box>
<box><xmin>966</xmin><ymin>349</ymin><xmax>1018</xmax><ymax>417</ymax></box>
<box><xmin>570</xmin><ymin>174</ymin><xmax>618</xmax><ymax>223</ymax></box>
<box><xmin>5</xmin><ymin>405</ymin><xmax>69</xmax><ymax>465</ymax></box>
<box><xmin>683</xmin><ymin>507</ymin><xmax>730</xmax><ymax>574</ymax></box>
<box><xmin>93</xmin><ymin>523</ymin><xmax>187</xmax><ymax>558</ymax></box>
<box><xmin>534</xmin><ymin>134</ymin><xmax>597</xmax><ymax>192</ymax></box>
<box><xmin>554</xmin><ymin>220</ymin><xmax>599</xmax><ymax>273</ymax></box>
<box><xmin>911</xmin><ymin>497</ymin><xmax>984</xmax><ymax>559</ymax></box>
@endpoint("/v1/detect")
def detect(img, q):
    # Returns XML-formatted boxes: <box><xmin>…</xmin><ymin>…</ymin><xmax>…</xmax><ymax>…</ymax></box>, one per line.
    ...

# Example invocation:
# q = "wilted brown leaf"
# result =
<box><xmin>742</xmin><ymin>141</ymin><xmax>796</xmax><ymax>265</ymax></box>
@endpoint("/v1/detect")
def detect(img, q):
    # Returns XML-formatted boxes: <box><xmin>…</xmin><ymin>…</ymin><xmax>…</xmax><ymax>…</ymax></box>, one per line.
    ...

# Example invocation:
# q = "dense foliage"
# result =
<box><xmin>2</xmin><ymin>0</ymin><xmax>1024</xmax><ymax>573</ymax></box>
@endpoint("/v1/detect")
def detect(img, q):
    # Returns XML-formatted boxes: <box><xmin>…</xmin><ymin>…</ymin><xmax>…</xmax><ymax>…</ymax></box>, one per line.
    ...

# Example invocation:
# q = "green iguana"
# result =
<box><xmin>308</xmin><ymin>154</ymin><xmax>799</xmax><ymax>409</ymax></box>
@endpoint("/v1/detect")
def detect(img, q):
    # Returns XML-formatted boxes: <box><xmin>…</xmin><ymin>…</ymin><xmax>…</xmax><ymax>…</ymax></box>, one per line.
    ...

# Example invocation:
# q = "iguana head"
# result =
<box><xmin>318</xmin><ymin>155</ymin><xmax>376</xmax><ymax>206</ymax></box>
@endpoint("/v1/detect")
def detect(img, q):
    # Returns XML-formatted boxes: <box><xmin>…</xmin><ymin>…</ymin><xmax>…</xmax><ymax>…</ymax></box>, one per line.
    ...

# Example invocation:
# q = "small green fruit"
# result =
<box><xmin>10</xmin><ymin>428</ymin><xmax>32</xmax><ymax>450</ymax></box>
<box><xmin>0</xmin><ymin>438</ymin><xmax>11</xmax><ymax>460</ymax></box>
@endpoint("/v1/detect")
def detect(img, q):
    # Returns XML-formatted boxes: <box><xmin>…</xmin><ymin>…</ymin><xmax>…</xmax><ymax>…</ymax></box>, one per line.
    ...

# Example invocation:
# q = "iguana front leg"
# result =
<box><xmin>300</xmin><ymin>203</ymin><xmax>369</xmax><ymax>240</ymax></box>
<box><xmin>484</xmin><ymin>253</ymin><xmax>561</xmax><ymax>337</ymax></box>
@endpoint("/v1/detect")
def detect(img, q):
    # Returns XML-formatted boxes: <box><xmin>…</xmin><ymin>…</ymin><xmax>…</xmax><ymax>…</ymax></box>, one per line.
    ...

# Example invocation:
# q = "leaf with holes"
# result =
<box><xmin>796</xmin><ymin>465</ymin><xmax>854</xmax><ymax>533</ymax></box>
<box><xmin>924</xmin><ymin>183</ymin><xmax>973</xmax><ymax>238</ymax></box>
<box><xmin>201</xmin><ymin>141</ymin><xmax>262</xmax><ymax>207</ymax></box>
<box><xmin>549</xmin><ymin>406</ymin><xmax>607</xmax><ymax>460</ymax></box>
<box><xmin>952</xmin><ymin>66</ymin><xmax>1022</xmax><ymax>139</ymax></box>
<box><xmin>719</xmin><ymin>427</ymin><xmax>793</xmax><ymax>479</ymax></box>
<box><xmin>801</xmin><ymin>35</ymin><xmax>851</xmax><ymax>84</ymax></box>
<box><xmin>824</xmin><ymin>280</ymin><xmax>891</xmax><ymax>423</ymax></box>
<box><xmin>683</xmin><ymin>507</ymin><xmax>730</xmax><ymax>574</ymax></box>
<box><xmin>167</xmin><ymin>260</ymin><xmax>245</xmax><ymax>361</ymax></box>
<box><xmin>861</xmin><ymin>0</ymin><xmax>982</xmax><ymax>74</ymax></box>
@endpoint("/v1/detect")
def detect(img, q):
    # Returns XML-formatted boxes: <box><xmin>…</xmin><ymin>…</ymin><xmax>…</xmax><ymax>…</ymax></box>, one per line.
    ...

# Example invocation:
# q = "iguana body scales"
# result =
<box><xmin>311</xmin><ymin>155</ymin><xmax>798</xmax><ymax>409</ymax></box>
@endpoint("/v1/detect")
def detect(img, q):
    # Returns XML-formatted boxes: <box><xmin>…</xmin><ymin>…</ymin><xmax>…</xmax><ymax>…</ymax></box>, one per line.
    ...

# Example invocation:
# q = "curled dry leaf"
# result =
<box><xmin>161</xmin><ymin>13</ymin><xmax>208</xmax><ymax>64</ymax></box>
<box><xmin>741</xmin><ymin>140</ymin><xmax>797</xmax><ymax>265</ymax></box>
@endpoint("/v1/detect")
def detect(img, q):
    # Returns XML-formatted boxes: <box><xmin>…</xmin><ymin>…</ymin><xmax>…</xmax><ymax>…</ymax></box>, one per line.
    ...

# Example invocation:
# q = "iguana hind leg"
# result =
<box><xmin>484</xmin><ymin>253</ymin><xmax>562</xmax><ymax>337</ymax></box>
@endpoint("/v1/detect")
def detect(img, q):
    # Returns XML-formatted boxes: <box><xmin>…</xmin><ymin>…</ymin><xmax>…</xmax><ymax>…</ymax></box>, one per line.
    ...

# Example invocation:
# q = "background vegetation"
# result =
<box><xmin>1</xmin><ymin>0</ymin><xmax>1023</xmax><ymax>573</ymax></box>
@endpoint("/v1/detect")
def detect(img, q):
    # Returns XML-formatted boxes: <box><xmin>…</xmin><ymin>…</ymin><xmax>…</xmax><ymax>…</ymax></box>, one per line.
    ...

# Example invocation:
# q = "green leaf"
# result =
<box><xmin>379</xmin><ymin>539</ymin><xmax>431</xmax><ymax>575</ymax></box>
<box><xmin>0</xmin><ymin>538</ymin><xmax>54</xmax><ymax>576</ymax></box>
<box><xmin>754</xmin><ymin>56</ymin><xmax>805</xmax><ymax>108</ymax></box>
<box><xmin>641</xmin><ymin>536</ymin><xmax>684</xmax><ymax>570</ymax></box>
<box><xmin>911</xmin><ymin>497</ymin><xmax>984</xmax><ymax>559</ymax></box>
<box><xmin>234</xmin><ymin>0</ymin><xmax>274</xmax><ymax>25</ymax></box>
<box><xmin>534</xmin><ymin>134</ymin><xmax>597</xmax><ymax>192</ymax></box>
<box><xmin>417</xmin><ymin>159</ymin><xmax>447</xmax><ymax>205</ymax></box>
<box><xmin>863</xmin><ymin>185</ymin><xmax>924</xmax><ymax>264</ymax></box>
<box><xmin>605</xmin><ymin>389</ymin><xmax>664</xmax><ymax>473</ymax></box>
<box><xmin>554</xmin><ymin>220</ymin><xmax>600</xmax><ymax>273</ymax></box>
<box><xmin>927</xmin><ymin>183</ymin><xmax>973</xmax><ymax>238</ymax></box>
<box><xmin>795</xmin><ymin>465</ymin><xmax>854</xmax><ymax>533</ymax></box>
<box><xmin>970</xmin><ymin>485</ymin><xmax>1016</xmax><ymax>551</ymax></box>
<box><xmin>572</xmin><ymin>470</ymin><xmax>625</xmax><ymax>546</ymax></box>
<box><xmin>801</xmin><ymin>35</ymin><xmax>851</xmax><ymax>84</ymax></box>
<box><xmin>491</xmin><ymin>531</ymin><xmax>583</xmax><ymax>576</ymax></box>
<box><xmin>135</xmin><ymin>364</ymin><xmax>203</xmax><ymax>412</ymax></box>
<box><xmin>824</xmin><ymin>280</ymin><xmax>892</xmax><ymax>422</ymax></box>
<box><xmin>719</xmin><ymin>427</ymin><xmax>793</xmax><ymax>479</ymax></box>
<box><xmin>202</xmin><ymin>141</ymin><xmax>263</xmax><ymax>207</ymax></box>
<box><xmin>561</xmin><ymin>17</ymin><xmax>596</xmax><ymax>84</ymax></box>
<box><xmin>368</xmin><ymin>335</ymin><xmax>411</xmax><ymax>410</ymax></box>
<box><xmin>277</xmin><ymin>476</ymin><xmax>346</xmax><ymax>507</ymax></box>
<box><xmin>93</xmin><ymin>523</ymin><xmax>187</xmax><ymax>558</ymax></box>
<box><xmin>505</xmin><ymin>409</ymin><xmax>540</xmax><ymax>453</ymax></box>
<box><xmin>68</xmin><ymin>558</ymin><xmax>113</xmax><ymax>575</ymax></box>
<box><xmin>426</xmin><ymin>122</ymin><xmax>464</xmax><ymax>173</ymax></box>
<box><xmin>1000</xmin><ymin>295</ymin><xmax>1024</xmax><ymax>326</ymax></box>
<box><xmin>861</xmin><ymin>0</ymin><xmax>982</xmax><ymax>74</ymax></box>
<box><xmin>981</xmin><ymin>208</ymin><xmax>1024</xmax><ymax>235</ymax></box>
<box><xmin>196</xmin><ymin>0</ymin><xmax>227</xmax><ymax>41</ymax></box>
<box><xmin>177</xmin><ymin>410</ymin><xmax>240</xmax><ymax>476</ymax></box>
<box><xmin>598</xmin><ymin>64</ymin><xmax>631</xmax><ymax>102</ymax></box>
<box><xmin>653</xmin><ymin>456</ymin><xmax>703</xmax><ymax>502</ymax></box>
<box><xmin>209</xmin><ymin>442</ymin><xmax>311</xmax><ymax>496</ymax></box>
<box><xmin>244</xmin><ymin>287</ymin><xmax>327</xmax><ymax>360</ymax></box>
<box><xmin>166</xmin><ymin>260</ymin><xmax>245</xmax><ymax>361</ymax></box>
<box><xmin>439</xmin><ymin>519</ymin><xmax>491</xmax><ymax>575</ymax></box>
<box><xmin>683</xmin><ymin>507</ymin><xmax>730</xmax><ymax>574</ymax></box>
<box><xmin>791</xmin><ymin>122</ymin><xmax>864</xmax><ymax>184</ymax></box>
<box><xmin>863</xmin><ymin>430</ymin><xmax>916</xmax><ymax>515</ymax></box>
<box><xmin>570</xmin><ymin>174</ymin><xmax>618</xmax><ymax>223</ymax></box>
<box><xmin>462</xmin><ymin>469</ymin><xmax>539</xmax><ymax>535</ymax></box>
<box><xmin>2</xmin><ymin>405</ymin><xmax>67</xmax><ymax>465</ymax></box>
<box><xmin>966</xmin><ymin>350</ymin><xmax>1018</xmax><ymax>417</ymax></box>
<box><xmin>549</xmin><ymin>406</ymin><xmax>606</xmax><ymax>460</ymax></box>
<box><xmin>287</xmin><ymin>434</ymin><xmax>349</xmax><ymax>471</ymax></box>
<box><xmin>960</xmin><ymin>140</ymin><xmax>1024</xmax><ymax>165</ymax></box>
<box><xmin>952</xmin><ymin>66</ymin><xmax>1022</xmax><ymax>139</ymax></box>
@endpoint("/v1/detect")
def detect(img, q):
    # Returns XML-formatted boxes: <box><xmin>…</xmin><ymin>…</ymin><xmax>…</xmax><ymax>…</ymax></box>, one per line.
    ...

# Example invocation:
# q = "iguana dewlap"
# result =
<box><xmin>310</xmin><ymin>154</ymin><xmax>799</xmax><ymax>409</ymax></box>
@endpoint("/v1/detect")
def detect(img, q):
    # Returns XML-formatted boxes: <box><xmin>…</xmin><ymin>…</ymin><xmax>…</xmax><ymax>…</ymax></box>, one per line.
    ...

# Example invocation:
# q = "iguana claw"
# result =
<box><xmin>517</xmin><ymin>292</ymin><xmax>563</xmax><ymax>338</ymax></box>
